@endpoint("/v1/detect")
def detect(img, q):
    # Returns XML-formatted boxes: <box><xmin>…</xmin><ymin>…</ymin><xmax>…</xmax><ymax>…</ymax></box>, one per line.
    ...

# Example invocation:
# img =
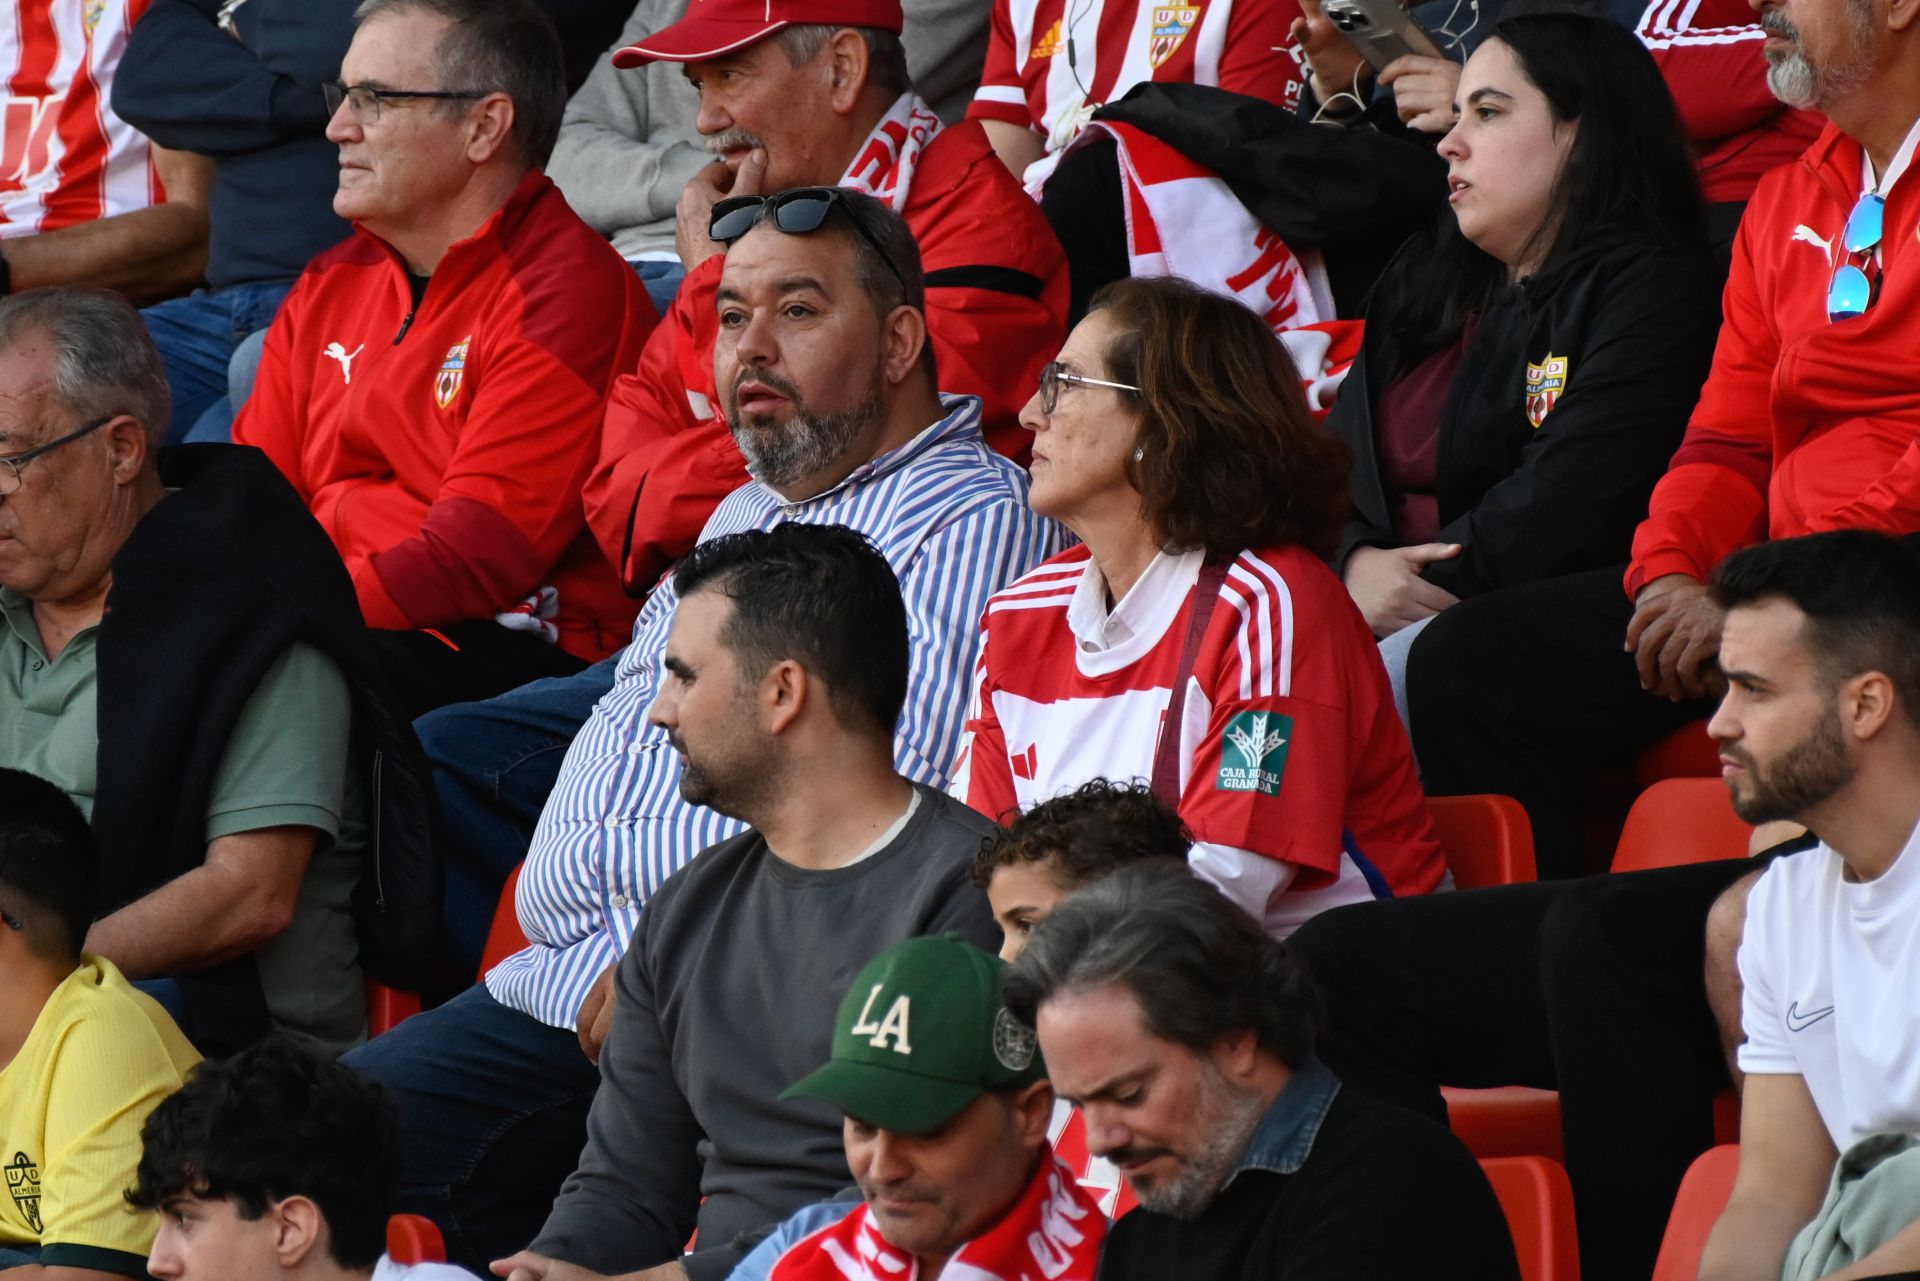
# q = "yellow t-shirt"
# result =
<box><xmin>0</xmin><ymin>957</ymin><xmax>200</xmax><ymax>1276</ymax></box>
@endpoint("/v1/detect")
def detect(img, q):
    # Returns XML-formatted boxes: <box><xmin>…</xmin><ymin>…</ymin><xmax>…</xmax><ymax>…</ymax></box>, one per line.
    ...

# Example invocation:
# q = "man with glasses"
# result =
<box><xmin>232</xmin><ymin>0</ymin><xmax>654</xmax><ymax>718</ymax></box>
<box><xmin>0</xmin><ymin>286</ymin><xmax>434</xmax><ymax>1058</ymax></box>
<box><xmin>0</xmin><ymin>768</ymin><xmax>200</xmax><ymax>1281</ymax></box>
<box><xmin>344</xmin><ymin>189</ymin><xmax>1060</xmax><ymax>1277</ymax></box>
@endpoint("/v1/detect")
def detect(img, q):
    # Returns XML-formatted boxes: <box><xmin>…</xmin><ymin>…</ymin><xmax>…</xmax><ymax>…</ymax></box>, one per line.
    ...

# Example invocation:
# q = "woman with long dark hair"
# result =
<box><xmin>1330</xmin><ymin>12</ymin><xmax>1722</xmax><ymax>720</ymax></box>
<box><xmin>955</xmin><ymin>277</ymin><xmax>1447</xmax><ymax>938</ymax></box>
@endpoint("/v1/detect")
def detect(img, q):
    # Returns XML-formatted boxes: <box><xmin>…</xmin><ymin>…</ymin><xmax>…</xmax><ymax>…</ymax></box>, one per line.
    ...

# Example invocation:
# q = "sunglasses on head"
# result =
<box><xmin>708</xmin><ymin>188</ymin><xmax>909</xmax><ymax>296</ymax></box>
<box><xmin>1828</xmin><ymin>191</ymin><xmax>1884</xmax><ymax>322</ymax></box>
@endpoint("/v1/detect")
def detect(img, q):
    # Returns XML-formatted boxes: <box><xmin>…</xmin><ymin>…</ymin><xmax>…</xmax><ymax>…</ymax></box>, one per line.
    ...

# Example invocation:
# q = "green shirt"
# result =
<box><xmin>0</xmin><ymin>588</ymin><xmax>366</xmax><ymax>1050</ymax></box>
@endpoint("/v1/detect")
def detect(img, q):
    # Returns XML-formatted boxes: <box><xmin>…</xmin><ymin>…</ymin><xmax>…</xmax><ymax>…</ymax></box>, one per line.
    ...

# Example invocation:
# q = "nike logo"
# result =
<box><xmin>1786</xmin><ymin>1001</ymin><xmax>1835</xmax><ymax>1033</ymax></box>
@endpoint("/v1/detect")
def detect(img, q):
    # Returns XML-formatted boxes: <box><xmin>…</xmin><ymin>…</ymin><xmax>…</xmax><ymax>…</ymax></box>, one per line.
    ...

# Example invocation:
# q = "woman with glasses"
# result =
<box><xmin>1328</xmin><ymin>12</ymin><xmax>1720</xmax><ymax>723</ymax></box>
<box><xmin>952</xmin><ymin>276</ymin><xmax>1447</xmax><ymax>939</ymax></box>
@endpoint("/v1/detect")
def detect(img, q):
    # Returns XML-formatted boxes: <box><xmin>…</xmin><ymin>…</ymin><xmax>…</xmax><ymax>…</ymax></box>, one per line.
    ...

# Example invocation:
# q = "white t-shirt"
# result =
<box><xmin>372</xmin><ymin>1255</ymin><xmax>479</xmax><ymax>1281</ymax></box>
<box><xmin>1738</xmin><ymin>816</ymin><xmax>1920</xmax><ymax>1150</ymax></box>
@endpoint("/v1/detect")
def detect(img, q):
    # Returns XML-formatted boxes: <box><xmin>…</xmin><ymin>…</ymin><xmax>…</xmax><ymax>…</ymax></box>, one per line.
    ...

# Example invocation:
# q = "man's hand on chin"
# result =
<box><xmin>675</xmin><ymin>149</ymin><xmax>769</xmax><ymax>274</ymax></box>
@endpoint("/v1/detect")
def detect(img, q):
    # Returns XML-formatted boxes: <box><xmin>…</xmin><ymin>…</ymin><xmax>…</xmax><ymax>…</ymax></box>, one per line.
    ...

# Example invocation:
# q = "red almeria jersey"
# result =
<box><xmin>954</xmin><ymin>543</ymin><xmax>1444</xmax><ymax>931</ymax></box>
<box><xmin>966</xmin><ymin>0</ymin><xmax>1305</xmax><ymax>153</ymax></box>
<box><xmin>0</xmin><ymin>0</ymin><xmax>155</xmax><ymax>235</ymax></box>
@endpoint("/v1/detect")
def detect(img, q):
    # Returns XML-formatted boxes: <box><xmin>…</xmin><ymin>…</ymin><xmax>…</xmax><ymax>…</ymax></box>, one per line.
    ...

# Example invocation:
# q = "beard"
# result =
<box><xmin>1723</xmin><ymin>707</ymin><xmax>1855</xmax><ymax>825</ymax></box>
<box><xmin>1113</xmin><ymin>1064</ymin><xmax>1268</xmax><ymax>1220</ymax></box>
<box><xmin>668</xmin><ymin>726</ymin><xmax>778</xmax><ymax>821</ymax></box>
<box><xmin>726</xmin><ymin>369</ymin><xmax>885</xmax><ymax>491</ymax></box>
<box><xmin>1761</xmin><ymin>3</ymin><xmax>1875</xmax><ymax>109</ymax></box>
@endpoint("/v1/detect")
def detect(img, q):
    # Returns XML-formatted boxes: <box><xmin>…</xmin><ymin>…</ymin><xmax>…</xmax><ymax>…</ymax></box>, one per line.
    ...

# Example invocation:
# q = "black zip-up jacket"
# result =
<box><xmin>1328</xmin><ymin>233</ymin><xmax>1722</xmax><ymax>599</ymax></box>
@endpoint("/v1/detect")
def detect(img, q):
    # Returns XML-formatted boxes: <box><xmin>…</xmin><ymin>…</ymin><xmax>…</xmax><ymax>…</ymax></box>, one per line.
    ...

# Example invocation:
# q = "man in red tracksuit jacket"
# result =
<box><xmin>235</xmin><ymin>0</ymin><xmax>652</xmax><ymax>715</ymax></box>
<box><xmin>580</xmin><ymin>0</ymin><xmax>1069</xmax><ymax>592</ymax></box>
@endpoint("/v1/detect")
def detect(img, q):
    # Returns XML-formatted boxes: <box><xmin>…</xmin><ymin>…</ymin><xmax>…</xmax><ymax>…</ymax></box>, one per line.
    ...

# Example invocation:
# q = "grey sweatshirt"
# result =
<box><xmin>529</xmin><ymin>784</ymin><xmax>1000</xmax><ymax>1281</ymax></box>
<box><xmin>546</xmin><ymin>0</ymin><xmax>990</xmax><ymax>259</ymax></box>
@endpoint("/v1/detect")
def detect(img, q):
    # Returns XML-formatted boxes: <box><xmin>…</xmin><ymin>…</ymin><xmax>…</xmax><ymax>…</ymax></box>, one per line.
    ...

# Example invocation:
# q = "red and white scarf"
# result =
<box><xmin>841</xmin><ymin>93</ymin><xmax>944</xmax><ymax>214</ymax></box>
<box><xmin>767</xmin><ymin>1149</ymin><xmax>1107</xmax><ymax>1281</ymax></box>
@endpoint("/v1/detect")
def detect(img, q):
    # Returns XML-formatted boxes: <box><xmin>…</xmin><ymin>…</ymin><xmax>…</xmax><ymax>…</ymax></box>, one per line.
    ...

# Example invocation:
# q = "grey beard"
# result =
<box><xmin>729</xmin><ymin>386</ymin><xmax>883</xmax><ymax>490</ymax></box>
<box><xmin>1134</xmin><ymin>1071</ymin><xmax>1268</xmax><ymax>1220</ymax></box>
<box><xmin>1765</xmin><ymin>48</ymin><xmax>1820</xmax><ymax>109</ymax></box>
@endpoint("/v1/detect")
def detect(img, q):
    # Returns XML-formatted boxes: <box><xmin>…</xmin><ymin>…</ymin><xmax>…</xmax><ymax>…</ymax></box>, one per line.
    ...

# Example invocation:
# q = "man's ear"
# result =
<box><xmin>1842</xmin><ymin>670</ymin><xmax>1896</xmax><ymax>742</ymax></box>
<box><xmin>1013</xmin><ymin>1079</ymin><xmax>1055</xmax><ymax>1151</ymax></box>
<box><xmin>880</xmin><ymin>304</ymin><xmax>929</xmax><ymax>387</ymax></box>
<box><xmin>1887</xmin><ymin>0</ymin><xmax>1919</xmax><ymax>34</ymax></box>
<box><xmin>761</xmin><ymin>657</ymin><xmax>809</xmax><ymax>736</ymax></box>
<box><xmin>826</xmin><ymin>27</ymin><xmax>872</xmax><ymax>114</ymax></box>
<box><xmin>1205</xmin><ymin>1027</ymin><xmax>1261</xmax><ymax>1085</ymax></box>
<box><xmin>104</xmin><ymin>414</ymin><xmax>150</xmax><ymax>485</ymax></box>
<box><xmin>269</xmin><ymin>1195</ymin><xmax>326</xmax><ymax>1270</ymax></box>
<box><xmin>465</xmin><ymin>92</ymin><xmax>517</xmax><ymax>165</ymax></box>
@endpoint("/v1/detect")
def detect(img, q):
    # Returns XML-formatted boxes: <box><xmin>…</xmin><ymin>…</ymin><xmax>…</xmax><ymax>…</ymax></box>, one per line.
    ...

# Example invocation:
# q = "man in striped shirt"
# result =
<box><xmin>345</xmin><ymin>189</ymin><xmax>1061</xmax><ymax>1274</ymax></box>
<box><xmin>0</xmin><ymin>0</ymin><xmax>212</xmax><ymax>301</ymax></box>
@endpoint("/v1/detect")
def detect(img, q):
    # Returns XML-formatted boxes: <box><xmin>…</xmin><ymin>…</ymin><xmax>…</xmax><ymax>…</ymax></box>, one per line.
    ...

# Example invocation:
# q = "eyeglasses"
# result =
<box><xmin>708</xmin><ymin>187</ymin><xmax>910</xmax><ymax>296</ymax></box>
<box><xmin>1827</xmin><ymin>191</ymin><xmax>1884</xmax><ymax>322</ymax></box>
<box><xmin>0</xmin><ymin>906</ymin><xmax>20</xmax><ymax>932</ymax></box>
<box><xmin>1037</xmin><ymin>361</ymin><xmax>1140</xmax><ymax>414</ymax></box>
<box><xmin>322</xmin><ymin>81</ymin><xmax>494</xmax><ymax>123</ymax></box>
<box><xmin>0</xmin><ymin>415</ymin><xmax>114</xmax><ymax>497</ymax></box>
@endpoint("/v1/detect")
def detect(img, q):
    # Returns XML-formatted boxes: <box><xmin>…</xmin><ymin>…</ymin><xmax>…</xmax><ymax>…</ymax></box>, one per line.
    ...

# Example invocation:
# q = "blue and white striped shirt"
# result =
<box><xmin>486</xmin><ymin>396</ymin><xmax>1063</xmax><ymax>1029</ymax></box>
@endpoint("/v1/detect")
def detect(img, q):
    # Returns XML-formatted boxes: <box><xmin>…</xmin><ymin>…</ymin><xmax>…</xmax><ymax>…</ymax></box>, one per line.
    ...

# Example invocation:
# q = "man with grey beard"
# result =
<box><xmin>1004</xmin><ymin>862</ymin><xmax>1521</xmax><ymax>1281</ymax></box>
<box><xmin>343</xmin><ymin>189</ymin><xmax>1061</xmax><ymax>1276</ymax></box>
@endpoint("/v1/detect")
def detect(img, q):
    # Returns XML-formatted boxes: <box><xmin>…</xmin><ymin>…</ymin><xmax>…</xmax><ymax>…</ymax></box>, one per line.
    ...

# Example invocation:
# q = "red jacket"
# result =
<box><xmin>1637</xmin><ymin>0</ymin><xmax>1821</xmax><ymax>204</ymax></box>
<box><xmin>582</xmin><ymin>120</ymin><xmax>1069</xmax><ymax>592</ymax></box>
<box><xmin>235</xmin><ymin>173</ymin><xmax>652</xmax><ymax>661</ymax></box>
<box><xmin>1626</xmin><ymin>122</ymin><xmax>1920</xmax><ymax>596</ymax></box>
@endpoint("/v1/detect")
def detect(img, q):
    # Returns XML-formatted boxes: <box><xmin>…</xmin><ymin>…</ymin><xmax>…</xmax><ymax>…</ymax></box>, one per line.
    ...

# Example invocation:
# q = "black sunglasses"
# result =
<box><xmin>708</xmin><ymin>188</ymin><xmax>909</xmax><ymax>296</ymax></box>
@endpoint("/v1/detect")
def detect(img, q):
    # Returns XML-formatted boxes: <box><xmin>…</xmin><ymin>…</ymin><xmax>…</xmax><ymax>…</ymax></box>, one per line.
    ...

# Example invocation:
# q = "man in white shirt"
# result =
<box><xmin>131</xmin><ymin>1039</ymin><xmax>474</xmax><ymax>1281</ymax></box>
<box><xmin>1700</xmin><ymin>530</ymin><xmax>1920</xmax><ymax>1281</ymax></box>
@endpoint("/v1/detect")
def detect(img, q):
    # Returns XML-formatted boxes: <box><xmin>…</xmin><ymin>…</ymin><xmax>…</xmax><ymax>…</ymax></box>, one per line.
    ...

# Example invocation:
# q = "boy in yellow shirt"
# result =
<box><xmin>0</xmin><ymin>768</ymin><xmax>200</xmax><ymax>1279</ymax></box>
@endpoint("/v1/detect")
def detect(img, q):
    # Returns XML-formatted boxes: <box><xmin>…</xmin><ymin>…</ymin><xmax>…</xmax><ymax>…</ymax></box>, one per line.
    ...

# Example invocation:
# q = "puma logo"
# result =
<box><xmin>1791</xmin><ymin>225</ymin><xmax>1834</xmax><ymax>260</ymax></box>
<box><xmin>324</xmin><ymin>341</ymin><xmax>364</xmax><ymax>385</ymax></box>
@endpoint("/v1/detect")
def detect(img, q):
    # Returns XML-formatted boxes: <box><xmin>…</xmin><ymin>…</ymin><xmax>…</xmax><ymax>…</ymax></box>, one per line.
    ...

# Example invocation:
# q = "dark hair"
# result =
<box><xmin>773</xmin><ymin>24</ymin><xmax>913</xmax><ymax>98</ymax></box>
<box><xmin>1003</xmin><ymin>862</ymin><xmax>1320</xmax><ymax>1067</ymax></box>
<box><xmin>127</xmin><ymin>1039</ymin><xmax>402</xmax><ymax>1270</ymax></box>
<box><xmin>0</xmin><ymin>768</ymin><xmax>96</xmax><ymax>962</ymax></box>
<box><xmin>970</xmin><ymin>779</ymin><xmax>1191</xmax><ymax>889</ymax></box>
<box><xmin>1377</xmin><ymin>10</ymin><xmax>1708</xmax><ymax>352</ymax></box>
<box><xmin>1087</xmin><ymin>276</ymin><xmax>1349</xmax><ymax>559</ymax></box>
<box><xmin>354</xmin><ymin>0</ymin><xmax>567</xmax><ymax>168</ymax></box>
<box><xmin>672</xmin><ymin>523</ymin><xmax>909</xmax><ymax>735</ymax></box>
<box><xmin>1710</xmin><ymin>531</ymin><xmax>1920</xmax><ymax>718</ymax></box>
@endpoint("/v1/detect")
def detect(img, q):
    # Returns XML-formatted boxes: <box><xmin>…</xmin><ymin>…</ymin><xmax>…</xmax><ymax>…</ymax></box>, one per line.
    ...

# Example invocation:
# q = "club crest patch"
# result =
<box><xmin>6</xmin><ymin>1152</ymin><xmax>41</xmax><ymax>1234</ymax></box>
<box><xmin>1031</xmin><ymin>17</ymin><xmax>1064</xmax><ymax>58</ymax></box>
<box><xmin>1218</xmin><ymin>710</ymin><xmax>1292</xmax><ymax>797</ymax></box>
<box><xmin>1524</xmin><ymin>353</ymin><xmax>1570</xmax><ymax>428</ymax></box>
<box><xmin>435</xmin><ymin>336</ymin><xmax>471</xmax><ymax>410</ymax></box>
<box><xmin>1148</xmin><ymin>6</ymin><xmax>1202</xmax><ymax>68</ymax></box>
<box><xmin>993</xmin><ymin>1008</ymin><xmax>1037</xmax><ymax>1071</ymax></box>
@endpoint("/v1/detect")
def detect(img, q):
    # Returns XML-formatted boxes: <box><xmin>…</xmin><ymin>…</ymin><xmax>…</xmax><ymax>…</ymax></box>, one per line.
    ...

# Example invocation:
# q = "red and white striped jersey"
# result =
<box><xmin>953</xmin><ymin>543</ymin><xmax>1444</xmax><ymax>933</ymax></box>
<box><xmin>967</xmin><ymin>0</ymin><xmax>1304</xmax><ymax>160</ymax></box>
<box><xmin>0</xmin><ymin>0</ymin><xmax>156</xmax><ymax>238</ymax></box>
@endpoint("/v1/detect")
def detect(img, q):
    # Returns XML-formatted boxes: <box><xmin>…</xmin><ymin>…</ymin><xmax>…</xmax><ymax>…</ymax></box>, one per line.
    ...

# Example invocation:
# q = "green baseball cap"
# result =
<box><xmin>782</xmin><ymin>935</ymin><xmax>1045</xmax><ymax>1135</ymax></box>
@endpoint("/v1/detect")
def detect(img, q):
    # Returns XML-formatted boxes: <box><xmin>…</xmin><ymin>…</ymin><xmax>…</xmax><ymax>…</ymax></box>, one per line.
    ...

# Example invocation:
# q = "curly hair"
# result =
<box><xmin>969</xmin><ymin>778</ymin><xmax>1192</xmax><ymax>889</ymax></box>
<box><xmin>1089</xmin><ymin>276</ymin><xmax>1350</xmax><ymax>560</ymax></box>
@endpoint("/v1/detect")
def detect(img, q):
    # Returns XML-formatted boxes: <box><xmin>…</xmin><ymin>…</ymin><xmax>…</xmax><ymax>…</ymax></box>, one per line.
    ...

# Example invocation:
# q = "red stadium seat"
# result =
<box><xmin>1651</xmin><ymin>1144</ymin><xmax>1740</xmax><ymax>1281</ymax></box>
<box><xmin>364</xmin><ymin>978</ymin><xmax>422</xmax><ymax>1037</ymax></box>
<box><xmin>1446</xmin><ymin>1088</ymin><xmax>1565</xmax><ymax>1163</ymax></box>
<box><xmin>1428</xmin><ymin>794</ymin><xmax>1537</xmax><ymax>889</ymax></box>
<box><xmin>481</xmin><ymin>863</ymin><xmax>530</xmax><ymax>976</ymax></box>
<box><xmin>1635</xmin><ymin>720</ymin><xmax>1722</xmax><ymax>790</ymax></box>
<box><xmin>387</xmin><ymin>1213</ymin><xmax>447</xmax><ymax>1264</ymax></box>
<box><xmin>1612</xmin><ymin>778</ymin><xmax>1753</xmax><ymax>873</ymax></box>
<box><xmin>1480</xmin><ymin>1155</ymin><xmax>1580</xmax><ymax>1281</ymax></box>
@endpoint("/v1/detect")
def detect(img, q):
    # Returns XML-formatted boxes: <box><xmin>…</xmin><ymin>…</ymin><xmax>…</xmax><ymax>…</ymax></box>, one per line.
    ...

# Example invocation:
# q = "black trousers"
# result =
<box><xmin>1409</xmin><ymin>565</ymin><xmax>1715</xmax><ymax>879</ymax></box>
<box><xmin>369</xmin><ymin>621</ymin><xmax>588</xmax><ymax>722</ymax></box>
<box><xmin>1287</xmin><ymin>855</ymin><xmax>1775</xmax><ymax>1281</ymax></box>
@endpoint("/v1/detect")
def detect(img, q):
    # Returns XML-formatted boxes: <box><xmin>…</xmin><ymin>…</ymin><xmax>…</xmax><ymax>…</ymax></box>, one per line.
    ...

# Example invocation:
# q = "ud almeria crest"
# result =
<box><xmin>1218</xmin><ymin>710</ymin><xmax>1292</xmax><ymax>797</ymax></box>
<box><xmin>1148</xmin><ymin>6</ymin><xmax>1201</xmax><ymax>68</ymax></box>
<box><xmin>6</xmin><ymin>1152</ymin><xmax>41</xmax><ymax>1233</ymax></box>
<box><xmin>435</xmin><ymin>336</ymin><xmax>471</xmax><ymax>410</ymax></box>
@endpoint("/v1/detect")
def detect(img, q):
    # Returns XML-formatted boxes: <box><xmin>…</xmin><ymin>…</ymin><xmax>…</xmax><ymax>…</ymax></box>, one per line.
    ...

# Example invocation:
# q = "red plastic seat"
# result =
<box><xmin>1446</xmin><ymin>1087</ymin><xmax>1565</xmax><ymax>1163</ymax></box>
<box><xmin>1612</xmin><ymin>777</ymin><xmax>1753</xmax><ymax>873</ymax></box>
<box><xmin>1650</xmin><ymin>1144</ymin><xmax>1740</xmax><ymax>1281</ymax></box>
<box><xmin>1428</xmin><ymin>794</ymin><xmax>1537</xmax><ymax>889</ymax></box>
<box><xmin>387</xmin><ymin>1213</ymin><xmax>447</xmax><ymax>1264</ymax></box>
<box><xmin>1635</xmin><ymin>720</ymin><xmax>1722</xmax><ymax>790</ymax></box>
<box><xmin>364</xmin><ymin>978</ymin><xmax>423</xmax><ymax>1037</ymax></box>
<box><xmin>480</xmin><ymin>863</ymin><xmax>530</xmax><ymax>975</ymax></box>
<box><xmin>1480</xmin><ymin>1155</ymin><xmax>1580</xmax><ymax>1281</ymax></box>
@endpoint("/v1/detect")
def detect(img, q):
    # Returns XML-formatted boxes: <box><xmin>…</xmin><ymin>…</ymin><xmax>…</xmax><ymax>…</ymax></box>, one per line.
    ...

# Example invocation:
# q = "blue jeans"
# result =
<box><xmin>0</xmin><ymin>1247</ymin><xmax>40</xmax><ymax>1267</ymax></box>
<box><xmin>417</xmin><ymin>654</ymin><xmax>620</xmax><ymax>978</ymax></box>
<box><xmin>343</xmin><ymin>984</ymin><xmax>601</xmax><ymax>1274</ymax></box>
<box><xmin>633</xmin><ymin>259</ymin><xmax>685</xmax><ymax>319</ymax></box>
<box><xmin>142</xmin><ymin>283</ymin><xmax>292</xmax><ymax>444</ymax></box>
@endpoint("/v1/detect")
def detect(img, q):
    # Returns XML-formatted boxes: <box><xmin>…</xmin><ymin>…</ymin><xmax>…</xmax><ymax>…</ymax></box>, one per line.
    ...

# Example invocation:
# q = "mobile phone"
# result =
<box><xmin>1320</xmin><ymin>0</ymin><xmax>1445</xmax><ymax>70</ymax></box>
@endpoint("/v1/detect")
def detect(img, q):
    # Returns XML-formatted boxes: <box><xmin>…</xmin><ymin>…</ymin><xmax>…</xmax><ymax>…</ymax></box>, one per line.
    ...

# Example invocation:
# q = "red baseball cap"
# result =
<box><xmin>611</xmin><ymin>0</ymin><xmax>904</xmax><ymax>66</ymax></box>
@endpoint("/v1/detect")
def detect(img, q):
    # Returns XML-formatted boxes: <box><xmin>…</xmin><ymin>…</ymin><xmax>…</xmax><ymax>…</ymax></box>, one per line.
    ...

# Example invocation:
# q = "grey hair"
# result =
<box><xmin>1002</xmin><ymin>861</ymin><xmax>1321</xmax><ymax>1067</ymax></box>
<box><xmin>353</xmin><ymin>0</ymin><xmax>566</xmax><ymax>168</ymax></box>
<box><xmin>772</xmin><ymin>25</ymin><xmax>913</xmax><ymax>98</ymax></box>
<box><xmin>0</xmin><ymin>288</ymin><xmax>171</xmax><ymax>448</ymax></box>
